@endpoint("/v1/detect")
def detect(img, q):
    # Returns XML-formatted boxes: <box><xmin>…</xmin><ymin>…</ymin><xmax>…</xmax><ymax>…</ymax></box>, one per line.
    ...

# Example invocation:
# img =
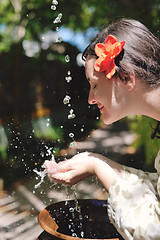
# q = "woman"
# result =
<box><xmin>45</xmin><ymin>19</ymin><xmax>160</xmax><ymax>239</ymax></box>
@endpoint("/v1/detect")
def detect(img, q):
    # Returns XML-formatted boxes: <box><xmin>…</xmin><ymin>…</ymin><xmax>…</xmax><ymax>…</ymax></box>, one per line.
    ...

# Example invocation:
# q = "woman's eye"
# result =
<box><xmin>93</xmin><ymin>84</ymin><xmax>96</xmax><ymax>89</ymax></box>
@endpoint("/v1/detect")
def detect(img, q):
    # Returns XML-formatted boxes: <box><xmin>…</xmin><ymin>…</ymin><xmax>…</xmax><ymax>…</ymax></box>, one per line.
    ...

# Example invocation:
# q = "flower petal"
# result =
<box><xmin>105</xmin><ymin>35</ymin><xmax>117</xmax><ymax>50</ymax></box>
<box><xmin>95</xmin><ymin>43</ymin><xmax>109</xmax><ymax>57</ymax></box>
<box><xmin>111</xmin><ymin>41</ymin><xmax>125</xmax><ymax>58</ymax></box>
<box><xmin>94</xmin><ymin>57</ymin><xmax>106</xmax><ymax>72</ymax></box>
<box><xmin>105</xmin><ymin>60</ymin><xmax>116</xmax><ymax>79</ymax></box>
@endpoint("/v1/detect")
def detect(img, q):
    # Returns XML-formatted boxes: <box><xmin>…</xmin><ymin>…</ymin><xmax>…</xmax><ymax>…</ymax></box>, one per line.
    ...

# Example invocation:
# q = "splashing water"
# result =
<box><xmin>33</xmin><ymin>147</ymin><xmax>55</xmax><ymax>188</ymax></box>
<box><xmin>33</xmin><ymin>167</ymin><xmax>47</xmax><ymax>189</ymax></box>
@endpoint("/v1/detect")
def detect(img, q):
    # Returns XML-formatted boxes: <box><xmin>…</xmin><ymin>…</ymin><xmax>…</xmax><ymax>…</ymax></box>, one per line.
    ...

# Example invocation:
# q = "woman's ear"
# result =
<box><xmin>118</xmin><ymin>71</ymin><xmax>136</xmax><ymax>91</ymax></box>
<box><xmin>125</xmin><ymin>74</ymin><xmax>136</xmax><ymax>91</ymax></box>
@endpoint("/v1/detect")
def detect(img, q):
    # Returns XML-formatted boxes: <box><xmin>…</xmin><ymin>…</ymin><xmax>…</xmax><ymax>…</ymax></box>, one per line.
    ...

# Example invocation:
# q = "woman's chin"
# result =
<box><xmin>102</xmin><ymin>115</ymin><xmax>121</xmax><ymax>125</ymax></box>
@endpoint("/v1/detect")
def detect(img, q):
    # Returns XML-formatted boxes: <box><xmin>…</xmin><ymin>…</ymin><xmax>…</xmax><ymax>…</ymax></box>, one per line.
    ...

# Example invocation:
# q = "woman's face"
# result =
<box><xmin>85</xmin><ymin>55</ymin><xmax>131</xmax><ymax>124</ymax></box>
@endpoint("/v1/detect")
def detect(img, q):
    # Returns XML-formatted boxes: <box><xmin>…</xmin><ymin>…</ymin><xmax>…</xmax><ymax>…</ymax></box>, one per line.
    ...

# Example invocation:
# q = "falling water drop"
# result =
<box><xmin>63</xmin><ymin>95</ymin><xmax>71</xmax><ymax>104</ymax></box>
<box><xmin>53</xmin><ymin>13</ymin><xmax>62</xmax><ymax>24</ymax></box>
<box><xmin>69</xmin><ymin>207</ymin><xmax>74</xmax><ymax>213</ymax></box>
<box><xmin>65</xmin><ymin>55</ymin><xmax>70</xmax><ymax>63</ymax></box>
<box><xmin>52</xmin><ymin>0</ymin><xmax>58</xmax><ymax>4</ymax></box>
<box><xmin>51</xmin><ymin>5</ymin><xmax>56</xmax><ymax>10</ymax></box>
<box><xmin>65</xmin><ymin>76</ymin><xmax>72</xmax><ymax>83</ymax></box>
<box><xmin>72</xmin><ymin>233</ymin><xmax>77</xmax><ymax>237</ymax></box>
<box><xmin>56</xmin><ymin>37</ymin><xmax>62</xmax><ymax>42</ymax></box>
<box><xmin>69</xmin><ymin>133</ymin><xmax>74</xmax><ymax>138</ymax></box>
<box><xmin>69</xmin><ymin>141</ymin><xmax>77</xmax><ymax>148</ymax></box>
<box><xmin>68</xmin><ymin>109</ymin><xmax>76</xmax><ymax>119</ymax></box>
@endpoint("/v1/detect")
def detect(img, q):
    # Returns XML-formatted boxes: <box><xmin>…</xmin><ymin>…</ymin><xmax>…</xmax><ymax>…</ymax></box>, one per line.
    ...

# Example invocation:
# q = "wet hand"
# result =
<box><xmin>44</xmin><ymin>152</ymin><xmax>96</xmax><ymax>185</ymax></box>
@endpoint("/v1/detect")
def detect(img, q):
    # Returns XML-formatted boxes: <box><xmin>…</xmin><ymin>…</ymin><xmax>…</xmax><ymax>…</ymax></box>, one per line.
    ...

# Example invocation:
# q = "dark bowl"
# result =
<box><xmin>37</xmin><ymin>199</ymin><xmax>124</xmax><ymax>240</ymax></box>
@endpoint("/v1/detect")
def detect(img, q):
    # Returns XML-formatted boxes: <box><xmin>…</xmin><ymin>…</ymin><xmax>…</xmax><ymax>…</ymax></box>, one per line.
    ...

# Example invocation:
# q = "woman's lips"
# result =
<box><xmin>99</xmin><ymin>106</ymin><xmax>104</xmax><ymax>113</ymax></box>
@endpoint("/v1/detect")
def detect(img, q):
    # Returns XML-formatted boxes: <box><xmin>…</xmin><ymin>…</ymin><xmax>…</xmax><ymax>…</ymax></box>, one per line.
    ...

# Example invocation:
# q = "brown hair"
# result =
<box><xmin>82</xmin><ymin>18</ymin><xmax>160</xmax><ymax>87</ymax></box>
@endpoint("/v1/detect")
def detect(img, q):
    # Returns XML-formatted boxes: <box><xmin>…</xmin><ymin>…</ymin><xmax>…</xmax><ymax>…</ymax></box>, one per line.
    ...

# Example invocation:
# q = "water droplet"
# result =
<box><xmin>69</xmin><ymin>133</ymin><xmax>74</xmax><ymax>138</ymax></box>
<box><xmin>65</xmin><ymin>55</ymin><xmax>70</xmax><ymax>63</ymax></box>
<box><xmin>68</xmin><ymin>114</ymin><xmax>75</xmax><ymax>119</ymax></box>
<box><xmin>69</xmin><ymin>141</ymin><xmax>77</xmax><ymax>148</ymax></box>
<box><xmin>81</xmin><ymin>231</ymin><xmax>85</xmax><ymax>238</ymax></box>
<box><xmin>51</xmin><ymin>5</ymin><xmax>56</xmax><ymax>10</ymax></box>
<box><xmin>63</xmin><ymin>95</ymin><xmax>71</xmax><ymax>104</ymax></box>
<box><xmin>65</xmin><ymin>76</ymin><xmax>72</xmax><ymax>83</ymax></box>
<box><xmin>56</xmin><ymin>37</ymin><xmax>62</xmax><ymax>42</ymax></box>
<box><xmin>72</xmin><ymin>233</ymin><xmax>77</xmax><ymax>237</ymax></box>
<box><xmin>69</xmin><ymin>207</ymin><xmax>74</xmax><ymax>212</ymax></box>
<box><xmin>52</xmin><ymin>0</ymin><xmax>58</xmax><ymax>4</ymax></box>
<box><xmin>53</xmin><ymin>13</ymin><xmax>62</xmax><ymax>24</ymax></box>
<box><xmin>75</xmin><ymin>205</ymin><xmax>81</xmax><ymax>212</ymax></box>
<box><xmin>68</xmin><ymin>109</ymin><xmax>76</xmax><ymax>119</ymax></box>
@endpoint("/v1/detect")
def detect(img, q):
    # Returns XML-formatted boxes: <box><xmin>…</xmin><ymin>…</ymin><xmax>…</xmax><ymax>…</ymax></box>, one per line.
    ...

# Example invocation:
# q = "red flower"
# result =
<box><xmin>94</xmin><ymin>34</ymin><xmax>125</xmax><ymax>79</ymax></box>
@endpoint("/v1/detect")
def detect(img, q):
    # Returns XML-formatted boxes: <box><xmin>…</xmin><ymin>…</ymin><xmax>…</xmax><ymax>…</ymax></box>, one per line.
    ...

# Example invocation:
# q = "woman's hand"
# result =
<box><xmin>44</xmin><ymin>152</ymin><xmax>96</xmax><ymax>185</ymax></box>
<box><xmin>44</xmin><ymin>151</ymin><xmax>123</xmax><ymax>191</ymax></box>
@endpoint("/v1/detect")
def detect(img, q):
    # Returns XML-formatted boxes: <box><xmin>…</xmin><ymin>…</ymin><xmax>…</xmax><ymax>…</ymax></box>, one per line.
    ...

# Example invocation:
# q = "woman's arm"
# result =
<box><xmin>44</xmin><ymin>152</ymin><xmax>123</xmax><ymax>191</ymax></box>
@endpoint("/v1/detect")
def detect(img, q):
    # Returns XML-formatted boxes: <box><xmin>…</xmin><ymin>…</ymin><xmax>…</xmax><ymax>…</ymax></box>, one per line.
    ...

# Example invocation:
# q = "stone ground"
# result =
<box><xmin>0</xmin><ymin>122</ymin><xmax>136</xmax><ymax>240</ymax></box>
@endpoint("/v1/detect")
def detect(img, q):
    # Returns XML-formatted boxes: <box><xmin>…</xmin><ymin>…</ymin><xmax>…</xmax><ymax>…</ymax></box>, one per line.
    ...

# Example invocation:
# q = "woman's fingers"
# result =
<box><xmin>56</xmin><ymin>160</ymin><xmax>72</xmax><ymax>172</ymax></box>
<box><xmin>49</xmin><ymin>170</ymin><xmax>89</xmax><ymax>185</ymax></box>
<box><xmin>44</xmin><ymin>160</ymin><xmax>58</xmax><ymax>174</ymax></box>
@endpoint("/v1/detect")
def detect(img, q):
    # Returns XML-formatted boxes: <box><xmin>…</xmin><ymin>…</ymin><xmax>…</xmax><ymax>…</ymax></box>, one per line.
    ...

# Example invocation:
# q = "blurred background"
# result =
<box><xmin>0</xmin><ymin>0</ymin><xmax>160</xmax><ymax>189</ymax></box>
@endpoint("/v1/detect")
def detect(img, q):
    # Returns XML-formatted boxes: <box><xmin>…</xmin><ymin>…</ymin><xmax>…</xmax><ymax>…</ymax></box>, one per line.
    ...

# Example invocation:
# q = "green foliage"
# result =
<box><xmin>129</xmin><ymin>116</ymin><xmax>160</xmax><ymax>167</ymax></box>
<box><xmin>32</xmin><ymin>117</ymin><xmax>63</xmax><ymax>141</ymax></box>
<box><xmin>0</xmin><ymin>0</ymin><xmax>160</xmax><ymax>53</ymax></box>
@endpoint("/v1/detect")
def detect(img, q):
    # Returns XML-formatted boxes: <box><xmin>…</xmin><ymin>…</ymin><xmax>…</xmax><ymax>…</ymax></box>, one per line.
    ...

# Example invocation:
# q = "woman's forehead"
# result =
<box><xmin>85</xmin><ymin>55</ymin><xmax>99</xmax><ymax>82</ymax></box>
<box><xmin>85</xmin><ymin>55</ymin><xmax>97</xmax><ymax>79</ymax></box>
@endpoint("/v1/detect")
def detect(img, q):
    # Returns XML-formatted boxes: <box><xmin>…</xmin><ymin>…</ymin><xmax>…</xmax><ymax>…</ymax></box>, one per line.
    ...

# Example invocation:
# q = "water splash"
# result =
<box><xmin>33</xmin><ymin>167</ymin><xmax>47</xmax><ymax>189</ymax></box>
<box><xmin>33</xmin><ymin>148</ymin><xmax>55</xmax><ymax>188</ymax></box>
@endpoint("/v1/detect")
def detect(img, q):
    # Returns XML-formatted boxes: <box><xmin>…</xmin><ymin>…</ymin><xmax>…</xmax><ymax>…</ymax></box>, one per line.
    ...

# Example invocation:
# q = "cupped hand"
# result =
<box><xmin>44</xmin><ymin>152</ymin><xmax>97</xmax><ymax>185</ymax></box>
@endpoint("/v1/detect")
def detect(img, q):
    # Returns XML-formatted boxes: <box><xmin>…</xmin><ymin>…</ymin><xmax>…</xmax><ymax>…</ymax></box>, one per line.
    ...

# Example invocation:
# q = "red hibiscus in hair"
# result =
<box><xmin>94</xmin><ymin>34</ymin><xmax>125</xmax><ymax>79</ymax></box>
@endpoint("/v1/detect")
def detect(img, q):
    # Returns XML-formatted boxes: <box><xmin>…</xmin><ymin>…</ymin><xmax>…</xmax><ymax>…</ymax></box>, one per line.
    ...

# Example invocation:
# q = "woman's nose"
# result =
<box><xmin>88</xmin><ymin>90</ymin><xmax>96</xmax><ymax>105</ymax></box>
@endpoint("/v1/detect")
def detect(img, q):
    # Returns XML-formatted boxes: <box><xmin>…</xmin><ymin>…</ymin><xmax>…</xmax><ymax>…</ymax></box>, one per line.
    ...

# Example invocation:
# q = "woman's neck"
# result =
<box><xmin>140</xmin><ymin>85</ymin><xmax>160</xmax><ymax>121</ymax></box>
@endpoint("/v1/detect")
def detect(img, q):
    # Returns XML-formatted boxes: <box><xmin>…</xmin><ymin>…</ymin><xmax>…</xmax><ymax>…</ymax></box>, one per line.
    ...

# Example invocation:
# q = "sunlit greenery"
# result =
<box><xmin>0</xmin><ymin>0</ymin><xmax>160</xmax><ymax>53</ymax></box>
